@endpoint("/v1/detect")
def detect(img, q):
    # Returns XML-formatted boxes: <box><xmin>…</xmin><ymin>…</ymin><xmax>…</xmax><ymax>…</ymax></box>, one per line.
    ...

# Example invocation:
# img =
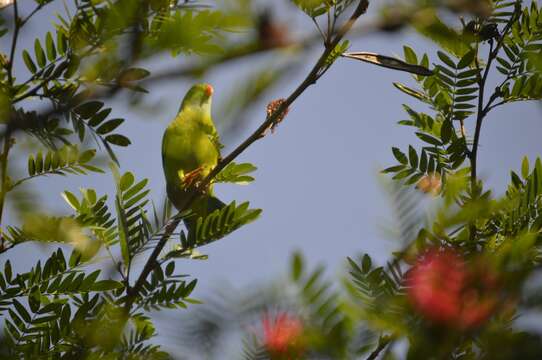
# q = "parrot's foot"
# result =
<box><xmin>182</xmin><ymin>167</ymin><xmax>204</xmax><ymax>188</ymax></box>
<box><xmin>182</xmin><ymin>167</ymin><xmax>210</xmax><ymax>194</ymax></box>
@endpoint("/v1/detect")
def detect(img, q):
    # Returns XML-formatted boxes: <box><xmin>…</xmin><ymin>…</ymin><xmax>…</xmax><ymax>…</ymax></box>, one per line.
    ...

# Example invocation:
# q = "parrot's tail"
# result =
<box><xmin>184</xmin><ymin>195</ymin><xmax>226</xmax><ymax>235</ymax></box>
<box><xmin>207</xmin><ymin>195</ymin><xmax>226</xmax><ymax>211</ymax></box>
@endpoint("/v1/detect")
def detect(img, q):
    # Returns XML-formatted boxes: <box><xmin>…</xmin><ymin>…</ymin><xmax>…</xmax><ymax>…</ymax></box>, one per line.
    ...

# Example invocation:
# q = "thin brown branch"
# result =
<box><xmin>122</xmin><ymin>0</ymin><xmax>370</xmax><ymax>314</ymax></box>
<box><xmin>470</xmin><ymin>3</ymin><xmax>521</xmax><ymax>187</ymax></box>
<box><xmin>484</xmin><ymin>99</ymin><xmax>507</xmax><ymax>113</ymax></box>
<box><xmin>365</xmin><ymin>337</ymin><xmax>392</xmax><ymax>360</ymax></box>
<box><xmin>20</xmin><ymin>3</ymin><xmax>44</xmax><ymax>26</ymax></box>
<box><xmin>470</xmin><ymin>39</ymin><xmax>487</xmax><ymax>189</ymax></box>
<box><xmin>7</xmin><ymin>0</ymin><xmax>19</xmax><ymax>85</ymax></box>
<box><xmin>2</xmin><ymin>0</ymin><xmax>18</xmax><ymax>247</ymax></box>
<box><xmin>13</xmin><ymin>70</ymin><xmax>59</xmax><ymax>103</ymax></box>
<box><xmin>312</xmin><ymin>17</ymin><xmax>327</xmax><ymax>43</ymax></box>
<box><xmin>0</xmin><ymin>128</ymin><xmax>12</xmax><ymax>231</ymax></box>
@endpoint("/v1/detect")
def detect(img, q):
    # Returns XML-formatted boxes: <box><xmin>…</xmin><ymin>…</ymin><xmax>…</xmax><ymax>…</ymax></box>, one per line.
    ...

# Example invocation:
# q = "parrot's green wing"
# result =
<box><xmin>162</xmin><ymin>83</ymin><xmax>225</xmax><ymax>231</ymax></box>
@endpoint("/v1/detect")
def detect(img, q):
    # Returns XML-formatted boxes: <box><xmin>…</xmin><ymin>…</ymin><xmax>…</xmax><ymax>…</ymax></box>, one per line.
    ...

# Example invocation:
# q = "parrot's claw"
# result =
<box><xmin>182</xmin><ymin>167</ymin><xmax>205</xmax><ymax>189</ymax></box>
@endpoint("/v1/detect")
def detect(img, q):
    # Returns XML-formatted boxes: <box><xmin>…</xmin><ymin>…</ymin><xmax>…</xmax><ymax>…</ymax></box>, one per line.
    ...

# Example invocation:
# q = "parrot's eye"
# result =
<box><xmin>204</xmin><ymin>84</ymin><xmax>214</xmax><ymax>97</ymax></box>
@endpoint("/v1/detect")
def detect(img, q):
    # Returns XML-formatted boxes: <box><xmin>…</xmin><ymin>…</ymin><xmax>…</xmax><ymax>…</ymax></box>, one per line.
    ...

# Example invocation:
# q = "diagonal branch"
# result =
<box><xmin>366</xmin><ymin>336</ymin><xmax>393</xmax><ymax>360</ymax></box>
<box><xmin>470</xmin><ymin>2</ymin><xmax>522</xmax><ymax>187</ymax></box>
<box><xmin>122</xmin><ymin>0</ymin><xmax>370</xmax><ymax>313</ymax></box>
<box><xmin>7</xmin><ymin>0</ymin><xmax>19</xmax><ymax>85</ymax></box>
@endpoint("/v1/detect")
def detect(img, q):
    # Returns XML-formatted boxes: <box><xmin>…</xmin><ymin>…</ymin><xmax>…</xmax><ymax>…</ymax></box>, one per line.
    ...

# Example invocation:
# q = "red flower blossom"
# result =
<box><xmin>406</xmin><ymin>248</ymin><xmax>499</xmax><ymax>330</ymax></box>
<box><xmin>261</xmin><ymin>312</ymin><xmax>304</xmax><ymax>359</ymax></box>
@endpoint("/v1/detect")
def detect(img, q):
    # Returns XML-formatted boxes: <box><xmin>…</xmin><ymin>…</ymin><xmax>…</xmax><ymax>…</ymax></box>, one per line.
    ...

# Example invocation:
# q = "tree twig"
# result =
<box><xmin>365</xmin><ymin>336</ymin><xmax>392</xmax><ymax>360</ymax></box>
<box><xmin>7</xmin><ymin>0</ymin><xmax>19</xmax><ymax>85</ymax></box>
<box><xmin>470</xmin><ymin>4</ymin><xmax>521</xmax><ymax>187</ymax></box>
<box><xmin>312</xmin><ymin>17</ymin><xmax>327</xmax><ymax>43</ymax></box>
<box><xmin>0</xmin><ymin>127</ymin><xmax>12</xmax><ymax>232</ymax></box>
<box><xmin>20</xmin><ymin>3</ymin><xmax>45</xmax><ymax>26</ymax></box>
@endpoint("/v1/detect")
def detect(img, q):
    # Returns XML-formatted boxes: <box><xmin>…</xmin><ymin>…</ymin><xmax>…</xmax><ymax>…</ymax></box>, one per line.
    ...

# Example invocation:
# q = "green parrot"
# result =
<box><xmin>162</xmin><ymin>83</ymin><xmax>225</xmax><ymax>231</ymax></box>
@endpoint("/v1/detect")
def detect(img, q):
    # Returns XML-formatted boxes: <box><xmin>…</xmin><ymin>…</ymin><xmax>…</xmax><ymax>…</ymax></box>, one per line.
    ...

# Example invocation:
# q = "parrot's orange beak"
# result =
<box><xmin>204</xmin><ymin>84</ymin><xmax>214</xmax><ymax>98</ymax></box>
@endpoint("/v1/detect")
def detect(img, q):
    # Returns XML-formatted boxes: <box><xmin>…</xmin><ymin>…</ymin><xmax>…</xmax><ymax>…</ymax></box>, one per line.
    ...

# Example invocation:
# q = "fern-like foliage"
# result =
<box><xmin>0</xmin><ymin>248</ymin><xmax>124</xmax><ymax>357</ymax></box>
<box><xmin>134</xmin><ymin>261</ymin><xmax>198</xmax><ymax>312</ymax></box>
<box><xmin>64</xmin><ymin>188</ymin><xmax>117</xmax><ymax>248</ymax></box>
<box><xmin>488</xmin><ymin>157</ymin><xmax>542</xmax><ymax>241</ymax></box>
<box><xmin>165</xmin><ymin>201</ymin><xmax>262</xmax><ymax>259</ymax></box>
<box><xmin>289</xmin><ymin>252</ymin><xmax>355</xmax><ymax>358</ymax></box>
<box><xmin>119</xmin><ymin>315</ymin><xmax>170</xmax><ymax>360</ymax></box>
<box><xmin>385</xmin><ymin>46</ymin><xmax>478</xmax><ymax>189</ymax></box>
<box><xmin>383</xmin><ymin>179</ymin><xmax>425</xmax><ymax>244</ymax></box>
<box><xmin>242</xmin><ymin>336</ymin><xmax>269</xmax><ymax>360</ymax></box>
<box><xmin>111</xmin><ymin>166</ymin><xmax>152</xmax><ymax>265</ymax></box>
<box><xmin>346</xmin><ymin>254</ymin><xmax>408</xmax><ymax>331</ymax></box>
<box><xmin>496</xmin><ymin>2</ymin><xmax>542</xmax><ymax>102</ymax></box>
<box><xmin>70</xmin><ymin>101</ymin><xmax>132</xmax><ymax>163</ymax></box>
<box><xmin>12</xmin><ymin>145</ymin><xmax>103</xmax><ymax>189</ymax></box>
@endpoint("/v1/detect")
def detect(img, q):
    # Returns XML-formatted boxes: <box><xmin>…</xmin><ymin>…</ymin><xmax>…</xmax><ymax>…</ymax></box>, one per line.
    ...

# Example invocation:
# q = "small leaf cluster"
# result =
<box><xmin>134</xmin><ymin>260</ymin><xmax>198</xmax><ymax>312</ymax></box>
<box><xmin>495</xmin><ymin>2</ymin><xmax>542</xmax><ymax>102</ymax></box>
<box><xmin>291</xmin><ymin>0</ymin><xmax>334</xmax><ymax>18</ymax></box>
<box><xmin>495</xmin><ymin>156</ymin><xmax>542</xmax><ymax>238</ymax></box>
<box><xmin>112</xmin><ymin>167</ymin><xmax>151</xmax><ymax>267</ymax></box>
<box><xmin>167</xmin><ymin>201</ymin><xmax>262</xmax><ymax>260</ymax></box>
<box><xmin>214</xmin><ymin>162</ymin><xmax>257</xmax><ymax>185</ymax></box>
<box><xmin>21</xmin><ymin>31</ymin><xmax>68</xmax><ymax>78</ymax></box>
<box><xmin>14</xmin><ymin>145</ymin><xmax>103</xmax><ymax>188</ymax></box>
<box><xmin>346</xmin><ymin>255</ymin><xmax>407</xmax><ymax>330</ymax></box>
<box><xmin>385</xmin><ymin>46</ymin><xmax>480</xmax><ymax>188</ymax></box>
<box><xmin>289</xmin><ymin>253</ymin><xmax>353</xmax><ymax>358</ymax></box>
<box><xmin>291</xmin><ymin>0</ymin><xmax>356</xmax><ymax>18</ymax></box>
<box><xmin>63</xmin><ymin>187</ymin><xmax>117</xmax><ymax>249</ymax></box>
<box><xmin>324</xmin><ymin>40</ymin><xmax>350</xmax><ymax>68</ymax></box>
<box><xmin>149</xmin><ymin>8</ymin><xmax>250</xmax><ymax>56</ymax></box>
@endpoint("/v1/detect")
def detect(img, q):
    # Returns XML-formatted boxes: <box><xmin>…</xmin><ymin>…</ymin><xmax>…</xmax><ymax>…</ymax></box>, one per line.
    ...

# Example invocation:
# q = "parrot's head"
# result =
<box><xmin>180</xmin><ymin>83</ymin><xmax>214</xmax><ymax>112</ymax></box>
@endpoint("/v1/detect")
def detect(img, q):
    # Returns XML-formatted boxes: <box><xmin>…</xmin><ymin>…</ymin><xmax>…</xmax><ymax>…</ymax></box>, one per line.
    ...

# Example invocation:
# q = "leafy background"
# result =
<box><xmin>1</xmin><ymin>0</ymin><xmax>541</xmax><ymax>353</ymax></box>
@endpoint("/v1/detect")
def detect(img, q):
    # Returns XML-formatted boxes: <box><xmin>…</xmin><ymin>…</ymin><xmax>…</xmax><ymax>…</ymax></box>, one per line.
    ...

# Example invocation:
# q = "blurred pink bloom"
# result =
<box><xmin>406</xmin><ymin>248</ymin><xmax>499</xmax><ymax>330</ymax></box>
<box><xmin>261</xmin><ymin>312</ymin><xmax>304</xmax><ymax>359</ymax></box>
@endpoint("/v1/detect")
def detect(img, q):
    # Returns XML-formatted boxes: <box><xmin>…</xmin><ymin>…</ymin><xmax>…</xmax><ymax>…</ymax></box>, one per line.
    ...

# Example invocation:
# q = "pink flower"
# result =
<box><xmin>406</xmin><ymin>248</ymin><xmax>499</xmax><ymax>330</ymax></box>
<box><xmin>261</xmin><ymin>312</ymin><xmax>304</xmax><ymax>359</ymax></box>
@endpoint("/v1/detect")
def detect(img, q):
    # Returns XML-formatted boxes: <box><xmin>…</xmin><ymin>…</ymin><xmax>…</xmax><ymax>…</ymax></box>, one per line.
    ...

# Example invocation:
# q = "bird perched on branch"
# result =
<box><xmin>162</xmin><ymin>83</ymin><xmax>224</xmax><ymax>230</ymax></box>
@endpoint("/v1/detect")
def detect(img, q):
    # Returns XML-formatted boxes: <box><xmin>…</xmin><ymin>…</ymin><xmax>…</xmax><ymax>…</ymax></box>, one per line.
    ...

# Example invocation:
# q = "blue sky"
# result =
<box><xmin>2</xmin><ymin>0</ymin><xmax>541</xmax><ymax>313</ymax></box>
